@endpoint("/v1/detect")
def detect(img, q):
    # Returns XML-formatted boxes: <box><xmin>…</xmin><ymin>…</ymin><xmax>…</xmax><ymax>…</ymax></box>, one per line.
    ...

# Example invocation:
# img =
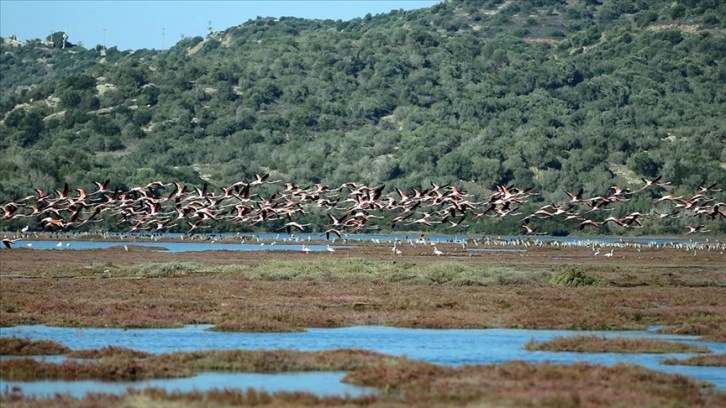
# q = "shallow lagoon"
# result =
<box><xmin>1</xmin><ymin>325</ymin><xmax>724</xmax><ymax>398</ymax></box>
<box><xmin>0</xmin><ymin>371</ymin><xmax>375</xmax><ymax>399</ymax></box>
<box><xmin>8</xmin><ymin>232</ymin><xmax>715</xmax><ymax>253</ymax></box>
<box><xmin>11</xmin><ymin>240</ymin><xmax>349</xmax><ymax>252</ymax></box>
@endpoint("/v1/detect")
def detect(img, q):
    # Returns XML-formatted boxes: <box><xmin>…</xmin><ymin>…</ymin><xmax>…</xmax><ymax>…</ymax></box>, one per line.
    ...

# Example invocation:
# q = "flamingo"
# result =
<box><xmin>610</xmin><ymin>185</ymin><xmax>631</xmax><ymax>197</ymax></box>
<box><xmin>93</xmin><ymin>179</ymin><xmax>112</xmax><ymax>195</ymax></box>
<box><xmin>634</xmin><ymin>175</ymin><xmax>663</xmax><ymax>193</ymax></box>
<box><xmin>250</xmin><ymin>173</ymin><xmax>281</xmax><ymax>186</ymax></box>
<box><xmin>280</xmin><ymin>222</ymin><xmax>310</xmax><ymax>235</ymax></box>
<box><xmin>578</xmin><ymin>219</ymin><xmax>600</xmax><ymax>230</ymax></box>
<box><xmin>2</xmin><ymin>238</ymin><xmax>21</xmax><ymax>249</ymax></box>
<box><xmin>653</xmin><ymin>194</ymin><xmax>683</xmax><ymax>203</ymax></box>
<box><xmin>698</xmin><ymin>182</ymin><xmax>721</xmax><ymax>193</ymax></box>
<box><xmin>684</xmin><ymin>225</ymin><xmax>710</xmax><ymax>235</ymax></box>
<box><xmin>322</xmin><ymin>228</ymin><xmax>342</xmax><ymax>240</ymax></box>
<box><xmin>602</xmin><ymin>217</ymin><xmax>626</xmax><ymax>227</ymax></box>
<box><xmin>566</xmin><ymin>187</ymin><xmax>584</xmax><ymax>203</ymax></box>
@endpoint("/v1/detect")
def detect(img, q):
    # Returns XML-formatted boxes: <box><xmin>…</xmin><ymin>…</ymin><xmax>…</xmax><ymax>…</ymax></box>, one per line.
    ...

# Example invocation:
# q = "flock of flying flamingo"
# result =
<box><xmin>1</xmin><ymin>174</ymin><xmax>725</xmax><ymax>249</ymax></box>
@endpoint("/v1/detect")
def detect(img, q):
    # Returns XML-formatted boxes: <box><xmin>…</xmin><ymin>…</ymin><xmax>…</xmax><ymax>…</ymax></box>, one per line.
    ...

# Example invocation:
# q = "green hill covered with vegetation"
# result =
<box><xmin>1</xmin><ymin>0</ymin><xmax>725</xmax><ymax>234</ymax></box>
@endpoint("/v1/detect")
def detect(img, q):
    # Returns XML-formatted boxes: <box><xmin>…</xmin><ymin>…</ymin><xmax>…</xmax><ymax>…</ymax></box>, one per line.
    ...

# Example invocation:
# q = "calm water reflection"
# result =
<box><xmin>1</xmin><ymin>325</ymin><xmax>724</xmax><ymax>398</ymax></box>
<box><xmin>1</xmin><ymin>372</ymin><xmax>375</xmax><ymax>399</ymax></box>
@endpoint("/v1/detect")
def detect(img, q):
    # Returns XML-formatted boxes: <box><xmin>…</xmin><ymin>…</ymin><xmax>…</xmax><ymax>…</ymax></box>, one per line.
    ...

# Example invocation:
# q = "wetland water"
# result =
<box><xmin>1</xmin><ymin>325</ymin><xmax>724</xmax><ymax>398</ymax></box>
<box><xmin>11</xmin><ymin>240</ymin><xmax>349</xmax><ymax>252</ymax></box>
<box><xmin>7</xmin><ymin>233</ymin><xmax>713</xmax><ymax>253</ymax></box>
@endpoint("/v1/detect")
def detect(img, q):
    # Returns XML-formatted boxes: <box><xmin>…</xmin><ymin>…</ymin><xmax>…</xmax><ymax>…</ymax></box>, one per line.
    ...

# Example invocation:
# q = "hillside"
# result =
<box><xmin>1</xmin><ymin>0</ymin><xmax>725</xmax><ymax>235</ymax></box>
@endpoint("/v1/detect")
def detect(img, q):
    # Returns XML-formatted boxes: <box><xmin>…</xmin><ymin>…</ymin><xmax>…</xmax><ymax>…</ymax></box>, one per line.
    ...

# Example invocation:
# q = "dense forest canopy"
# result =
<box><xmin>1</xmin><ymin>0</ymin><xmax>725</xmax><ymax>235</ymax></box>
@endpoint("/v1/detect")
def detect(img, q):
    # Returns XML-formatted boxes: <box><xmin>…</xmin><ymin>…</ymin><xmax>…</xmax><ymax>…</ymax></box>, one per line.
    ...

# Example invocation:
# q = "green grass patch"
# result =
<box><xmin>128</xmin><ymin>262</ymin><xmax>249</xmax><ymax>277</ymax></box>
<box><xmin>250</xmin><ymin>259</ymin><xmax>551</xmax><ymax>286</ymax></box>
<box><xmin>117</xmin><ymin>259</ymin><xmax>564</xmax><ymax>286</ymax></box>
<box><xmin>550</xmin><ymin>266</ymin><xmax>602</xmax><ymax>287</ymax></box>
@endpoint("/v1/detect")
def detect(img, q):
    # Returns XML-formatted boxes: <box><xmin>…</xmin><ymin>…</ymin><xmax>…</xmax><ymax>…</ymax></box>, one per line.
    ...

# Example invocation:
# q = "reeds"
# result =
<box><xmin>2</xmin><ymin>356</ymin><xmax>724</xmax><ymax>407</ymax></box>
<box><xmin>0</xmin><ymin>357</ymin><xmax>185</xmax><ymax>381</ymax></box>
<box><xmin>0</xmin><ymin>387</ymin><xmax>379</xmax><ymax>407</ymax></box>
<box><xmin>657</xmin><ymin>323</ymin><xmax>720</xmax><ymax>336</ymax></box>
<box><xmin>0</xmin><ymin>347</ymin><xmax>402</xmax><ymax>381</ymax></box>
<box><xmin>662</xmin><ymin>353</ymin><xmax>726</xmax><ymax>366</ymax></box>
<box><xmin>344</xmin><ymin>360</ymin><xmax>725</xmax><ymax>407</ymax></box>
<box><xmin>0</xmin><ymin>337</ymin><xmax>70</xmax><ymax>355</ymax></box>
<box><xmin>524</xmin><ymin>335</ymin><xmax>711</xmax><ymax>353</ymax></box>
<box><xmin>700</xmin><ymin>329</ymin><xmax>726</xmax><ymax>342</ymax></box>
<box><xmin>65</xmin><ymin>346</ymin><xmax>152</xmax><ymax>359</ymax></box>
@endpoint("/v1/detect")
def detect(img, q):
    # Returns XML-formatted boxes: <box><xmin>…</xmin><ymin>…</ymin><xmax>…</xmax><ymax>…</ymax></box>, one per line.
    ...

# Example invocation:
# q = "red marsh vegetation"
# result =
<box><xmin>0</xmin><ymin>337</ymin><xmax>70</xmax><ymax>355</ymax></box>
<box><xmin>1</xmin><ymin>242</ymin><xmax>724</xmax><ymax>336</ymax></box>
<box><xmin>662</xmin><ymin>353</ymin><xmax>726</xmax><ymax>367</ymax></box>
<box><xmin>524</xmin><ymin>334</ymin><xmax>711</xmax><ymax>353</ymax></box>
<box><xmin>2</xmin><ymin>358</ymin><xmax>724</xmax><ymax>407</ymax></box>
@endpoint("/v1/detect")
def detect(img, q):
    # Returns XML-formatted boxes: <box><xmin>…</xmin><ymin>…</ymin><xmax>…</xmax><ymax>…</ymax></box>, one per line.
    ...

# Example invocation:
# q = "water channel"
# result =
<box><xmin>1</xmin><ymin>325</ymin><xmax>723</xmax><ymax>398</ymax></box>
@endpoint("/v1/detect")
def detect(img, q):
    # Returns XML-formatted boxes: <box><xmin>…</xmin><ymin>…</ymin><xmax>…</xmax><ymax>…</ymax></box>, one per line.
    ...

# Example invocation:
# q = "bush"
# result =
<box><xmin>549</xmin><ymin>266</ymin><xmax>601</xmax><ymax>287</ymax></box>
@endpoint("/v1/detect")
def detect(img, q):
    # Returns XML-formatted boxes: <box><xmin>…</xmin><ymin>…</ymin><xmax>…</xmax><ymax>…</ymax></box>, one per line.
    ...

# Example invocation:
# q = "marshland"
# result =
<box><xmin>1</xmin><ymin>236</ymin><xmax>724</xmax><ymax>407</ymax></box>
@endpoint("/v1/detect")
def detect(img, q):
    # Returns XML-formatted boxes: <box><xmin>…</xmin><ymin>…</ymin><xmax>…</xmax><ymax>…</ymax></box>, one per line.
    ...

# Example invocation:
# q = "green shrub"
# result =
<box><xmin>549</xmin><ymin>266</ymin><xmax>602</xmax><ymax>287</ymax></box>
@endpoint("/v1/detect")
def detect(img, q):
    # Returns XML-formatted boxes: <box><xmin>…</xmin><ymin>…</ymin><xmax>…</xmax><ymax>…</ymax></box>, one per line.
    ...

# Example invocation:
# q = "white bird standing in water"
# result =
<box><xmin>326</xmin><ymin>245</ymin><xmax>335</xmax><ymax>253</ymax></box>
<box><xmin>392</xmin><ymin>242</ymin><xmax>402</xmax><ymax>256</ymax></box>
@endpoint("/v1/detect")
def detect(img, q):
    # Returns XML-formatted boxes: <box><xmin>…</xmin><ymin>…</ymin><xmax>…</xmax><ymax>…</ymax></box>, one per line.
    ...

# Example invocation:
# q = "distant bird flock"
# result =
<box><xmin>1</xmin><ymin>175</ymin><xmax>724</xmax><ymax>246</ymax></box>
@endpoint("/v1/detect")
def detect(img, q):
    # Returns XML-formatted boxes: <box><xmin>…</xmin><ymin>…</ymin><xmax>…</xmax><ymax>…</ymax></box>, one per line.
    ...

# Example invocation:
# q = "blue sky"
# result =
<box><xmin>1</xmin><ymin>1</ymin><xmax>440</xmax><ymax>50</ymax></box>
